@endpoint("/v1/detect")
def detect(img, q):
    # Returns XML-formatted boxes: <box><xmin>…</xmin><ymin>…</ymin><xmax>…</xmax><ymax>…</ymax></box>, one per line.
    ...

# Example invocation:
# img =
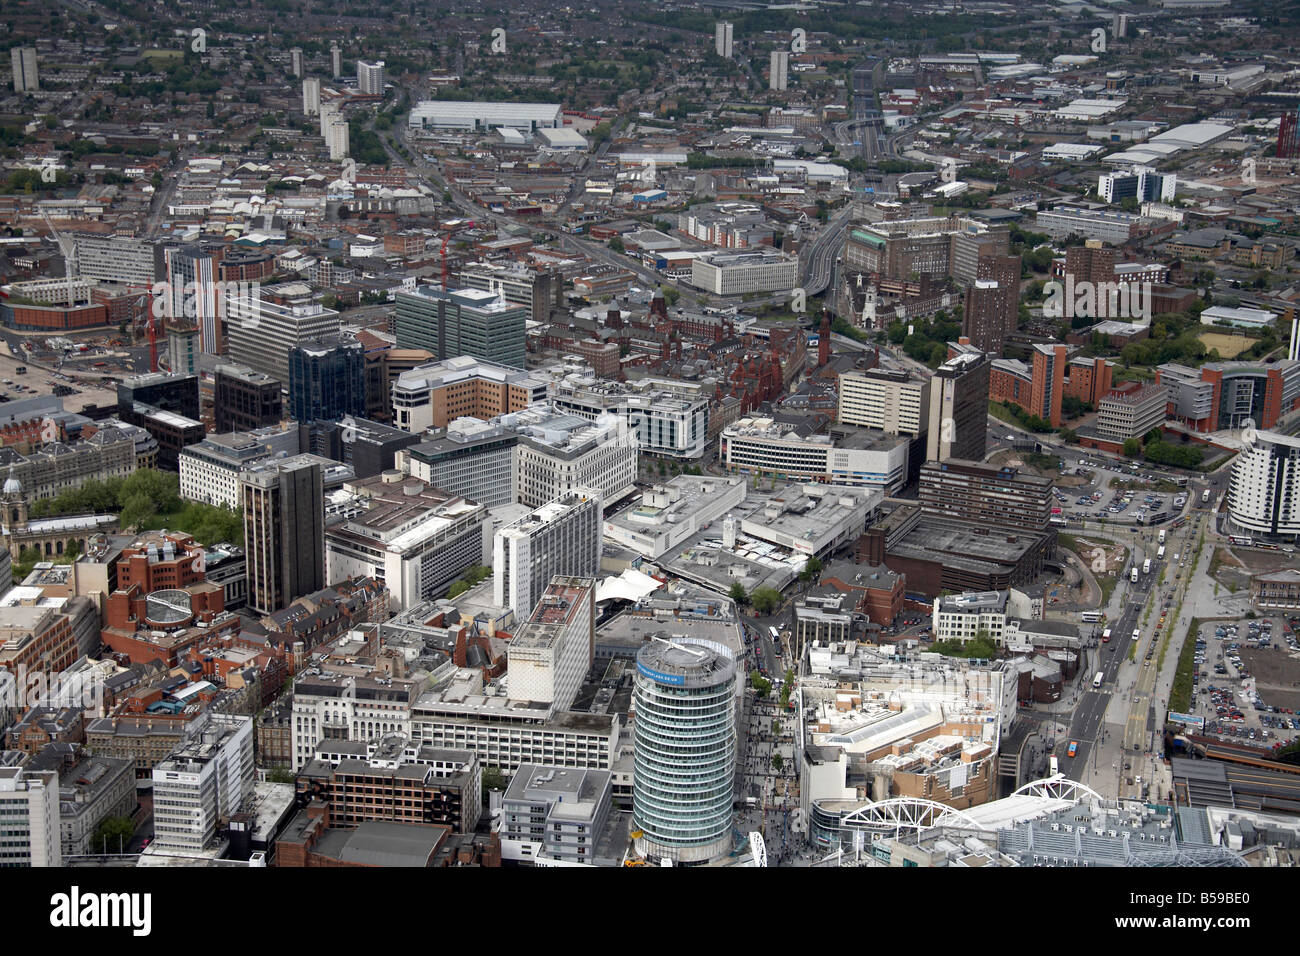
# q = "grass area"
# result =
<box><xmin>1099</xmin><ymin>571</ymin><xmax>1119</xmax><ymax>608</ymax></box>
<box><xmin>1197</xmin><ymin>330</ymin><xmax>1255</xmax><ymax>359</ymax></box>
<box><xmin>141</xmin><ymin>49</ymin><xmax>185</xmax><ymax>63</ymax></box>
<box><xmin>987</xmin><ymin>401</ymin><xmax>1019</xmax><ymax>426</ymax></box>
<box><xmin>1168</xmin><ymin>617</ymin><xmax>1203</xmax><ymax>715</ymax></box>
<box><xmin>1128</xmin><ymin>639</ymin><xmax>1138</xmax><ymax>663</ymax></box>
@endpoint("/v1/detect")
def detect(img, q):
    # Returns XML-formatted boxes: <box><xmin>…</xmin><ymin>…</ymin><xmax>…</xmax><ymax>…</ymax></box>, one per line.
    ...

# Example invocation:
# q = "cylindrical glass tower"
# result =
<box><xmin>632</xmin><ymin>639</ymin><xmax>736</xmax><ymax>865</ymax></box>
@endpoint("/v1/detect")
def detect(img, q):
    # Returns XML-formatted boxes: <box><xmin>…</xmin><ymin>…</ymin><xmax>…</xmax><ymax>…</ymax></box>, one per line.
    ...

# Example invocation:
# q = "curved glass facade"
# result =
<box><xmin>632</xmin><ymin>641</ymin><xmax>736</xmax><ymax>864</ymax></box>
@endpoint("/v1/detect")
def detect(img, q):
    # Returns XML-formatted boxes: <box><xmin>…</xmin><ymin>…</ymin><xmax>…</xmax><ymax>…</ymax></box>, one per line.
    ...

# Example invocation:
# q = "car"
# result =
<box><xmin>1067</xmin><ymin>741</ymin><xmax>1078</xmax><ymax>758</ymax></box>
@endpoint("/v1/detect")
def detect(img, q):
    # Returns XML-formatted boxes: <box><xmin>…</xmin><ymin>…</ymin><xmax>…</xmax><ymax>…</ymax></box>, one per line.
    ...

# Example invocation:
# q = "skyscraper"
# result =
<box><xmin>1228</xmin><ymin>430</ymin><xmax>1300</xmax><ymax>542</ymax></box>
<box><xmin>962</xmin><ymin>253</ymin><xmax>1021</xmax><ymax>354</ymax></box>
<box><xmin>394</xmin><ymin>286</ymin><xmax>528</xmax><ymax>370</ymax></box>
<box><xmin>770</xmin><ymin>50</ymin><xmax>789</xmax><ymax>91</ymax></box>
<box><xmin>288</xmin><ymin>335</ymin><xmax>366</xmax><ymax>424</ymax></box>
<box><xmin>632</xmin><ymin>638</ymin><xmax>736</xmax><ymax>866</ymax></box>
<box><xmin>303</xmin><ymin>77</ymin><xmax>321</xmax><ymax>116</ymax></box>
<box><xmin>715</xmin><ymin>22</ymin><xmax>733</xmax><ymax>58</ymax></box>
<box><xmin>325</xmin><ymin>112</ymin><xmax>349</xmax><ymax>160</ymax></box>
<box><xmin>493</xmin><ymin>490</ymin><xmax>601</xmax><ymax>618</ymax></box>
<box><xmin>357</xmin><ymin>60</ymin><xmax>385</xmax><ymax>95</ymax></box>
<box><xmin>11</xmin><ymin>47</ymin><xmax>38</xmax><ymax>93</ymax></box>
<box><xmin>926</xmin><ymin>349</ymin><xmax>990</xmax><ymax>462</ymax></box>
<box><xmin>163</xmin><ymin>245</ymin><xmax>222</xmax><ymax>355</ymax></box>
<box><xmin>241</xmin><ymin>456</ymin><xmax>326</xmax><ymax>614</ymax></box>
<box><xmin>291</xmin><ymin>47</ymin><xmax>304</xmax><ymax>78</ymax></box>
<box><xmin>331</xmin><ymin>42</ymin><xmax>342</xmax><ymax>79</ymax></box>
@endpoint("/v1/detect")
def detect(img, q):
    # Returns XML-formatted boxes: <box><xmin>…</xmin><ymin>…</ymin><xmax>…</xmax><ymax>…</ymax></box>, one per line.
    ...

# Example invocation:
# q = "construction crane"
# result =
<box><xmin>40</xmin><ymin>208</ymin><xmax>78</xmax><ymax>309</ymax></box>
<box><xmin>146</xmin><ymin>311</ymin><xmax>159</xmax><ymax>372</ymax></box>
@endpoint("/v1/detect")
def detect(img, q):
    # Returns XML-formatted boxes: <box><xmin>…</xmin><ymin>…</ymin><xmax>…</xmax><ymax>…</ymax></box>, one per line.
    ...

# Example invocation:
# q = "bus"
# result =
<box><xmin>1202</xmin><ymin>489</ymin><xmax>1211</xmax><ymax>504</ymax></box>
<box><xmin>769</xmin><ymin>626</ymin><xmax>779</xmax><ymax>641</ymax></box>
<box><xmin>1157</xmin><ymin>545</ymin><xmax>1165</xmax><ymax>560</ymax></box>
<box><xmin>1093</xmin><ymin>672</ymin><xmax>1104</xmax><ymax>688</ymax></box>
<box><xmin>1229</xmin><ymin>535</ymin><xmax>1253</xmax><ymax>547</ymax></box>
<box><xmin>1080</xmin><ymin>611</ymin><xmax>1105</xmax><ymax>623</ymax></box>
<box><xmin>1101</xmin><ymin>628</ymin><xmax>1112</xmax><ymax>643</ymax></box>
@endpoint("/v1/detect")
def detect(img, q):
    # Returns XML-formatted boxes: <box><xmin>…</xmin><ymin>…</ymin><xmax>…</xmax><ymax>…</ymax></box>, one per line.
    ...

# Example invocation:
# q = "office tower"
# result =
<box><xmin>164</xmin><ymin>245</ymin><xmax>222</xmax><ymax>355</ymax></box>
<box><xmin>325</xmin><ymin>112</ymin><xmax>349</xmax><ymax>160</ymax></box>
<box><xmin>962</xmin><ymin>253</ymin><xmax>1020</xmax><ymax>354</ymax></box>
<box><xmin>291</xmin><ymin>47</ymin><xmax>304</xmax><ymax>78</ymax></box>
<box><xmin>151</xmin><ymin>716</ymin><xmax>254</xmax><ymax>852</ymax></box>
<box><xmin>70</xmin><ymin>234</ymin><xmax>160</xmax><ymax>286</ymax></box>
<box><xmin>303</xmin><ymin>77</ymin><xmax>321</xmax><ymax>116</ymax></box>
<box><xmin>288</xmin><ymin>335</ymin><xmax>366</xmax><ymax>424</ymax></box>
<box><xmin>918</xmin><ymin>459</ymin><xmax>1053</xmax><ymax>534</ymax></box>
<box><xmin>394</xmin><ymin>286</ymin><xmax>528</xmax><ymax>370</ymax></box>
<box><xmin>926</xmin><ymin>349</ymin><xmax>990</xmax><ymax>462</ymax></box>
<box><xmin>117</xmin><ymin>371</ymin><xmax>201</xmax><ymax>422</ymax></box>
<box><xmin>837</xmin><ymin>367</ymin><xmax>928</xmax><ymax>436</ymax></box>
<box><xmin>323</xmin><ymin>473</ymin><xmax>487</xmax><ymax>612</ymax></box>
<box><xmin>226</xmin><ymin>285</ymin><xmax>341</xmax><ymax>383</ymax></box>
<box><xmin>770</xmin><ymin>50</ymin><xmax>789</xmax><ymax>91</ymax></box>
<box><xmin>11</xmin><ymin>47</ymin><xmax>38</xmax><ymax>93</ymax></box>
<box><xmin>506</xmin><ymin>575</ymin><xmax>596</xmax><ymax>713</ymax></box>
<box><xmin>0</xmin><ymin>766</ymin><xmax>60</xmax><ymax>866</ymax></box>
<box><xmin>1098</xmin><ymin>167</ymin><xmax>1175</xmax><ymax>205</ymax></box>
<box><xmin>493</xmin><ymin>490</ymin><xmax>601</xmax><ymax>619</ymax></box>
<box><xmin>1113</xmin><ymin>12</ymin><xmax>1129</xmax><ymax>37</ymax></box>
<box><xmin>357</xmin><ymin>59</ymin><xmax>385</xmax><ymax>95</ymax></box>
<box><xmin>1228</xmin><ymin>431</ymin><xmax>1300</xmax><ymax>541</ymax></box>
<box><xmin>715</xmin><ymin>22</ymin><xmax>733</xmax><ymax>58</ymax></box>
<box><xmin>501</xmin><ymin>764</ymin><xmax>611</xmax><ymax>864</ymax></box>
<box><xmin>167</xmin><ymin>322</ymin><xmax>200</xmax><ymax>376</ymax></box>
<box><xmin>242</xmin><ymin>456</ymin><xmax>326</xmax><ymax>614</ymax></box>
<box><xmin>214</xmin><ymin>363</ymin><xmax>283</xmax><ymax>433</ymax></box>
<box><xmin>632</xmin><ymin>638</ymin><xmax>736</xmax><ymax>866</ymax></box>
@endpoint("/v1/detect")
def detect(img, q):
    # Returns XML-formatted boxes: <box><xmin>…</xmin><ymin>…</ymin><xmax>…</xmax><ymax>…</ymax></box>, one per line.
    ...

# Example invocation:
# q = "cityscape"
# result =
<box><xmin>0</xmin><ymin>0</ymin><xmax>1299</xmax><ymax>893</ymax></box>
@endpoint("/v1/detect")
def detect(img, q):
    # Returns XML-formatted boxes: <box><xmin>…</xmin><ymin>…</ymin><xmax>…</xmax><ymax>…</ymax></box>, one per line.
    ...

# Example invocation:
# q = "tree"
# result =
<box><xmin>1123</xmin><ymin>438</ymin><xmax>1142</xmax><ymax>458</ymax></box>
<box><xmin>750</xmin><ymin>586</ymin><xmax>783</xmax><ymax>616</ymax></box>
<box><xmin>265</xmin><ymin>768</ymin><xmax>295</xmax><ymax>784</ymax></box>
<box><xmin>482</xmin><ymin>766</ymin><xmax>507</xmax><ymax>793</ymax></box>
<box><xmin>92</xmin><ymin>816</ymin><xmax>135</xmax><ymax>854</ymax></box>
<box><xmin>772</xmin><ymin>753</ymin><xmax>784</xmax><ymax>772</ymax></box>
<box><xmin>750</xmin><ymin>670</ymin><xmax>771</xmax><ymax>697</ymax></box>
<box><xmin>729</xmin><ymin>582</ymin><xmax>749</xmax><ymax>606</ymax></box>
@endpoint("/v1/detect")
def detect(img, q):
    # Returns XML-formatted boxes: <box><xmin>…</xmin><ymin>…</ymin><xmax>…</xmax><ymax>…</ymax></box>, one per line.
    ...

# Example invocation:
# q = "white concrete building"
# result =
<box><xmin>721</xmin><ymin>417</ymin><xmax>909</xmax><ymax>493</ymax></box>
<box><xmin>151</xmin><ymin>715</ymin><xmax>254</xmax><ymax>852</ymax></box>
<box><xmin>506</xmin><ymin>576</ymin><xmax>595</xmax><ymax>712</ymax></box>
<box><xmin>1228</xmin><ymin>430</ymin><xmax>1300</xmax><ymax>542</ymax></box>
<box><xmin>0</xmin><ymin>765</ymin><xmax>60</xmax><ymax>866</ymax></box>
<box><xmin>408</xmin><ymin>101</ymin><xmax>563</xmax><ymax>132</ymax></box>
<box><xmin>691</xmin><ymin>248</ymin><xmax>799</xmax><ymax>296</ymax></box>
<box><xmin>493</xmin><ymin>490</ymin><xmax>602</xmax><ymax>619</ymax></box>
<box><xmin>837</xmin><ymin>367</ymin><xmax>929</xmax><ymax>437</ymax></box>
<box><xmin>602</xmin><ymin>475</ymin><xmax>747</xmax><ymax>559</ymax></box>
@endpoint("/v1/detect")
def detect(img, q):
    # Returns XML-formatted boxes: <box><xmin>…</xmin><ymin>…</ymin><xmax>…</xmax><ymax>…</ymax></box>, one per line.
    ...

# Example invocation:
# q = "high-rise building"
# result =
<box><xmin>1098</xmin><ymin>167</ymin><xmax>1176</xmax><ymax>205</ymax></box>
<box><xmin>303</xmin><ymin>77</ymin><xmax>321</xmax><ymax>116</ymax></box>
<box><xmin>325</xmin><ymin>112</ymin><xmax>349</xmax><ymax>160</ymax></box>
<box><xmin>1228</xmin><ymin>430</ymin><xmax>1300</xmax><ymax>542</ymax></box>
<box><xmin>962</xmin><ymin>253</ymin><xmax>1021</xmax><ymax>354</ymax></box>
<box><xmin>70</xmin><ymin>234</ymin><xmax>160</xmax><ymax>286</ymax></box>
<box><xmin>1094</xmin><ymin>381</ymin><xmax>1168</xmax><ymax>444</ymax></box>
<box><xmin>214</xmin><ymin>363</ymin><xmax>283</xmax><ymax>433</ymax></box>
<box><xmin>457</xmin><ymin>261</ymin><xmax>562</xmax><ymax>324</ymax></box>
<box><xmin>242</xmin><ymin>456</ymin><xmax>326</xmax><ymax>614</ymax></box>
<box><xmin>493</xmin><ymin>490</ymin><xmax>601</xmax><ymax>619</ymax></box>
<box><xmin>163</xmin><ymin>245</ymin><xmax>222</xmax><ymax>355</ymax></box>
<box><xmin>151</xmin><ymin>715</ymin><xmax>254</xmax><ymax>853</ymax></box>
<box><xmin>1064</xmin><ymin>242</ymin><xmax>1116</xmax><ymax>287</ymax></box>
<box><xmin>837</xmin><ymin>367</ymin><xmax>929</xmax><ymax>437</ymax></box>
<box><xmin>926</xmin><ymin>349</ymin><xmax>990</xmax><ymax>462</ymax></box>
<box><xmin>0</xmin><ymin>765</ymin><xmax>60</xmax><ymax>866</ymax></box>
<box><xmin>118</xmin><ymin>371</ymin><xmax>201</xmax><ymax>422</ymax></box>
<box><xmin>1156</xmin><ymin>360</ymin><xmax>1300</xmax><ymax>434</ymax></box>
<box><xmin>357</xmin><ymin>60</ymin><xmax>385</xmax><ymax>95</ymax></box>
<box><xmin>714</xmin><ymin>22</ymin><xmax>734</xmax><ymax>58</ymax></box>
<box><xmin>291</xmin><ymin>47</ymin><xmax>304</xmax><ymax>78</ymax></box>
<box><xmin>918</xmin><ymin>459</ymin><xmax>1053</xmax><ymax>534</ymax></box>
<box><xmin>167</xmin><ymin>322</ymin><xmax>200</xmax><ymax>376</ymax></box>
<box><xmin>226</xmin><ymin>284</ymin><xmax>341</xmax><ymax>383</ymax></box>
<box><xmin>288</xmin><ymin>335</ymin><xmax>366</xmax><ymax>424</ymax></box>
<box><xmin>394</xmin><ymin>287</ymin><xmax>527</xmax><ymax>370</ymax></box>
<box><xmin>507</xmin><ymin>576</ymin><xmax>596</xmax><ymax>713</ymax></box>
<box><xmin>501</xmin><ymin>763</ymin><xmax>611</xmax><ymax>864</ymax></box>
<box><xmin>632</xmin><ymin>638</ymin><xmax>736</xmax><ymax>866</ymax></box>
<box><xmin>330</xmin><ymin>42</ymin><xmax>342</xmax><ymax>79</ymax></box>
<box><xmin>770</xmin><ymin>50</ymin><xmax>789</xmax><ymax>91</ymax></box>
<box><xmin>324</xmin><ymin>473</ymin><xmax>488</xmax><ymax>612</ymax></box>
<box><xmin>11</xmin><ymin>47</ymin><xmax>38</xmax><ymax>93</ymax></box>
